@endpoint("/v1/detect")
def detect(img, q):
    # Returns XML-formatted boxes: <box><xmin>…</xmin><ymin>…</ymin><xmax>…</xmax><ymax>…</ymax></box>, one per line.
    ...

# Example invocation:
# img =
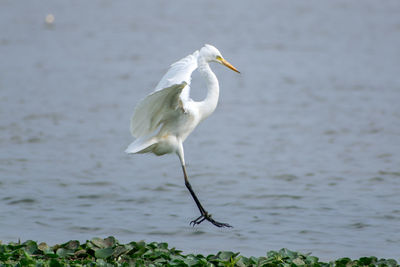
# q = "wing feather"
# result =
<box><xmin>130</xmin><ymin>82</ymin><xmax>187</xmax><ymax>138</ymax></box>
<box><xmin>154</xmin><ymin>50</ymin><xmax>199</xmax><ymax>101</ymax></box>
<box><xmin>130</xmin><ymin>51</ymin><xmax>199</xmax><ymax>138</ymax></box>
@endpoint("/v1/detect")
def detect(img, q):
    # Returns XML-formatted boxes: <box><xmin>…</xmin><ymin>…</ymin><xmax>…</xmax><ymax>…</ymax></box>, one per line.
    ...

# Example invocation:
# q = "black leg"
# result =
<box><xmin>181</xmin><ymin>165</ymin><xmax>232</xmax><ymax>228</ymax></box>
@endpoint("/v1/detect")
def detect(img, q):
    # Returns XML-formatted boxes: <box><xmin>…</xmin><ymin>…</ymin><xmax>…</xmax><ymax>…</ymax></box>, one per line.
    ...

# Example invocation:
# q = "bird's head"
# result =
<box><xmin>200</xmin><ymin>44</ymin><xmax>240</xmax><ymax>73</ymax></box>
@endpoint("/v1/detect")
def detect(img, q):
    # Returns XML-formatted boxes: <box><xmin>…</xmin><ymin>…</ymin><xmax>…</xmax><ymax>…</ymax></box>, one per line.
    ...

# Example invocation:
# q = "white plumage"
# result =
<box><xmin>129</xmin><ymin>82</ymin><xmax>188</xmax><ymax>140</ymax></box>
<box><xmin>126</xmin><ymin>44</ymin><xmax>239</xmax><ymax>227</ymax></box>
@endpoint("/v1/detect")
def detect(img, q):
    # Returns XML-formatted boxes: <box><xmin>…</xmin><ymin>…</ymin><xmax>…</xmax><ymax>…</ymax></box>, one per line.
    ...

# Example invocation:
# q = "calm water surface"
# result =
<box><xmin>1</xmin><ymin>0</ymin><xmax>400</xmax><ymax>261</ymax></box>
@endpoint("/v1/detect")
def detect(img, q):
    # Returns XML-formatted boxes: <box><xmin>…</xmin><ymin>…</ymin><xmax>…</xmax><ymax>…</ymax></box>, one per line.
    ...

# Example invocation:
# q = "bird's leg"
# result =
<box><xmin>181</xmin><ymin>165</ymin><xmax>232</xmax><ymax>228</ymax></box>
<box><xmin>182</xmin><ymin>165</ymin><xmax>206</xmax><ymax>214</ymax></box>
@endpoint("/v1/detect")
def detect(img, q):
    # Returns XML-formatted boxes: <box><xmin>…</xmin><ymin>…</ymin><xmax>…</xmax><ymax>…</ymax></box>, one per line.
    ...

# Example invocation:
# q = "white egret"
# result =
<box><xmin>125</xmin><ymin>44</ymin><xmax>239</xmax><ymax>227</ymax></box>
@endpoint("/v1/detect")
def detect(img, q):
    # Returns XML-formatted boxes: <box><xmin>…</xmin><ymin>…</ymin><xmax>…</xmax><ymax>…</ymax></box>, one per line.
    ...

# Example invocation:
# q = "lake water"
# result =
<box><xmin>1</xmin><ymin>0</ymin><xmax>400</xmax><ymax>261</ymax></box>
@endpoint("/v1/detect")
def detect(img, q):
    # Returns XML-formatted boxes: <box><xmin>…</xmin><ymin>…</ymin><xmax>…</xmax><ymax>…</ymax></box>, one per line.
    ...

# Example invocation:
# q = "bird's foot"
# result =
<box><xmin>190</xmin><ymin>212</ymin><xmax>232</xmax><ymax>228</ymax></box>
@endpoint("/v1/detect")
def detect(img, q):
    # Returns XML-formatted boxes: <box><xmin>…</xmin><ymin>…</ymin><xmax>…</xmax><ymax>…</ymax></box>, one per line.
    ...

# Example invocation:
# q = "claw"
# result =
<box><xmin>190</xmin><ymin>215</ymin><xmax>207</xmax><ymax>226</ymax></box>
<box><xmin>189</xmin><ymin>212</ymin><xmax>232</xmax><ymax>228</ymax></box>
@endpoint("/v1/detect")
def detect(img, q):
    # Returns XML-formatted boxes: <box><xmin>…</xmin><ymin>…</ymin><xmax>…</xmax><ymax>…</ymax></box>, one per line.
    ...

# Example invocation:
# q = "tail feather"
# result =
<box><xmin>125</xmin><ymin>138</ymin><xmax>157</xmax><ymax>154</ymax></box>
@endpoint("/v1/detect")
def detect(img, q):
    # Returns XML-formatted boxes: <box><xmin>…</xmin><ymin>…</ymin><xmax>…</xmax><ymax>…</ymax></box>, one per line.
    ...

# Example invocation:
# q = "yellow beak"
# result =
<box><xmin>220</xmin><ymin>58</ymin><xmax>240</xmax><ymax>73</ymax></box>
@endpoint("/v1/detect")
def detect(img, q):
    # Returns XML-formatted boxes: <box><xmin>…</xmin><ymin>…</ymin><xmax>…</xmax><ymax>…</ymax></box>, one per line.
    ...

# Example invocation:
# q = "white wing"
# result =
<box><xmin>130</xmin><ymin>51</ymin><xmax>199</xmax><ymax>138</ymax></box>
<box><xmin>154</xmin><ymin>50</ymin><xmax>199</xmax><ymax>101</ymax></box>
<box><xmin>130</xmin><ymin>82</ymin><xmax>187</xmax><ymax>138</ymax></box>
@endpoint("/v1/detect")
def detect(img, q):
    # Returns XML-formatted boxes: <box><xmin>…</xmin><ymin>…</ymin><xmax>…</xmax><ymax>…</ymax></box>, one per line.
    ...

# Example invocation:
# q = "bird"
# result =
<box><xmin>125</xmin><ymin>44</ymin><xmax>240</xmax><ymax>228</ymax></box>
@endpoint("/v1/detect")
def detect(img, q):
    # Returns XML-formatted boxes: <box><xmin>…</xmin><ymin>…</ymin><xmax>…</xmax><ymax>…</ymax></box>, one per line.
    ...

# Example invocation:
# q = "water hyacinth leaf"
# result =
<box><xmin>153</xmin><ymin>257</ymin><xmax>168</xmax><ymax>265</ymax></box>
<box><xmin>335</xmin><ymin>257</ymin><xmax>352</xmax><ymax>265</ymax></box>
<box><xmin>132</xmin><ymin>246</ymin><xmax>148</xmax><ymax>258</ymax></box>
<box><xmin>358</xmin><ymin>256</ymin><xmax>374</xmax><ymax>265</ymax></box>
<box><xmin>292</xmin><ymin>257</ymin><xmax>305</xmax><ymax>265</ymax></box>
<box><xmin>169</xmin><ymin>247</ymin><xmax>183</xmax><ymax>255</ymax></box>
<box><xmin>169</xmin><ymin>254</ymin><xmax>185</xmax><ymax>262</ymax></box>
<box><xmin>74</xmin><ymin>249</ymin><xmax>88</xmax><ymax>258</ymax></box>
<box><xmin>217</xmin><ymin>251</ymin><xmax>238</xmax><ymax>261</ymax></box>
<box><xmin>133</xmin><ymin>258</ymin><xmax>146</xmax><ymax>266</ymax></box>
<box><xmin>90</xmin><ymin>237</ymin><xmax>108</xmax><ymax>248</ymax></box>
<box><xmin>45</xmin><ymin>253</ymin><xmax>59</xmax><ymax>259</ymax></box>
<box><xmin>38</xmin><ymin>242</ymin><xmax>49</xmax><ymax>252</ymax></box>
<box><xmin>159</xmin><ymin>250</ymin><xmax>172</xmax><ymax>260</ymax></box>
<box><xmin>197</xmin><ymin>257</ymin><xmax>210</xmax><ymax>266</ymax></box>
<box><xmin>236</xmin><ymin>256</ymin><xmax>251</xmax><ymax>267</ymax></box>
<box><xmin>158</xmin><ymin>242</ymin><xmax>168</xmax><ymax>250</ymax></box>
<box><xmin>129</xmin><ymin>240</ymin><xmax>146</xmax><ymax>251</ymax></box>
<box><xmin>383</xmin><ymin>259</ymin><xmax>399</xmax><ymax>267</ymax></box>
<box><xmin>51</xmin><ymin>244</ymin><xmax>61</xmax><ymax>252</ymax></box>
<box><xmin>86</xmin><ymin>241</ymin><xmax>97</xmax><ymax>251</ymax></box>
<box><xmin>183</xmin><ymin>254</ymin><xmax>199</xmax><ymax>266</ymax></box>
<box><xmin>0</xmin><ymin>252</ymin><xmax>10</xmax><ymax>261</ymax></box>
<box><xmin>103</xmin><ymin>236</ymin><xmax>117</xmax><ymax>247</ymax></box>
<box><xmin>258</xmin><ymin>257</ymin><xmax>272</xmax><ymax>266</ymax></box>
<box><xmin>63</xmin><ymin>240</ymin><xmax>80</xmax><ymax>250</ymax></box>
<box><xmin>20</xmin><ymin>255</ymin><xmax>35</xmax><ymax>266</ymax></box>
<box><xmin>0</xmin><ymin>238</ymin><xmax>398</xmax><ymax>266</ymax></box>
<box><xmin>23</xmin><ymin>240</ymin><xmax>38</xmax><ymax>255</ymax></box>
<box><xmin>266</xmin><ymin>250</ymin><xmax>278</xmax><ymax>258</ymax></box>
<box><xmin>249</xmin><ymin>256</ymin><xmax>259</xmax><ymax>264</ymax></box>
<box><xmin>147</xmin><ymin>242</ymin><xmax>158</xmax><ymax>249</ymax></box>
<box><xmin>206</xmin><ymin>254</ymin><xmax>216</xmax><ymax>261</ymax></box>
<box><xmin>7</xmin><ymin>242</ymin><xmax>24</xmax><ymax>250</ymax></box>
<box><xmin>173</xmin><ymin>255</ymin><xmax>185</xmax><ymax>261</ymax></box>
<box><xmin>111</xmin><ymin>245</ymin><xmax>131</xmax><ymax>257</ymax></box>
<box><xmin>278</xmin><ymin>248</ymin><xmax>297</xmax><ymax>259</ymax></box>
<box><xmin>153</xmin><ymin>250</ymin><xmax>168</xmax><ymax>260</ymax></box>
<box><xmin>95</xmin><ymin>247</ymin><xmax>114</xmax><ymax>259</ymax></box>
<box><xmin>142</xmin><ymin>249</ymin><xmax>156</xmax><ymax>259</ymax></box>
<box><xmin>168</xmin><ymin>259</ymin><xmax>186</xmax><ymax>267</ymax></box>
<box><xmin>49</xmin><ymin>258</ymin><xmax>64</xmax><ymax>267</ymax></box>
<box><xmin>56</xmin><ymin>248</ymin><xmax>74</xmax><ymax>258</ymax></box>
<box><xmin>305</xmin><ymin>255</ymin><xmax>319</xmax><ymax>264</ymax></box>
<box><xmin>95</xmin><ymin>258</ymin><xmax>114</xmax><ymax>267</ymax></box>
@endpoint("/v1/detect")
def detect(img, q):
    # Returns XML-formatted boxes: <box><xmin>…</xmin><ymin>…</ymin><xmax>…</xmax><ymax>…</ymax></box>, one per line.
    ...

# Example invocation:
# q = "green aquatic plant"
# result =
<box><xmin>0</xmin><ymin>237</ymin><xmax>398</xmax><ymax>266</ymax></box>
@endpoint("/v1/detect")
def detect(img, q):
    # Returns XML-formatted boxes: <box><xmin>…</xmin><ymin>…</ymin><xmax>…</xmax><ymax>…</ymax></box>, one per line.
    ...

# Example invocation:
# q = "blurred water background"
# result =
<box><xmin>1</xmin><ymin>0</ymin><xmax>400</xmax><ymax>261</ymax></box>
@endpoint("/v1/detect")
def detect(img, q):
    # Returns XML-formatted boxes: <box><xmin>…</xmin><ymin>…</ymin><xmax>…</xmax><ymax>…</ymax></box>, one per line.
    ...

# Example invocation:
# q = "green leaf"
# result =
<box><xmin>183</xmin><ymin>255</ymin><xmax>199</xmax><ymax>266</ymax></box>
<box><xmin>112</xmin><ymin>245</ymin><xmax>131</xmax><ymax>257</ymax></box>
<box><xmin>169</xmin><ymin>258</ymin><xmax>187</xmax><ymax>267</ymax></box>
<box><xmin>358</xmin><ymin>256</ymin><xmax>373</xmax><ymax>265</ymax></box>
<box><xmin>38</xmin><ymin>242</ymin><xmax>49</xmax><ymax>251</ymax></box>
<box><xmin>158</xmin><ymin>242</ymin><xmax>168</xmax><ymax>250</ymax></box>
<box><xmin>91</xmin><ymin>237</ymin><xmax>108</xmax><ymax>248</ymax></box>
<box><xmin>74</xmin><ymin>249</ymin><xmax>88</xmax><ymax>258</ymax></box>
<box><xmin>103</xmin><ymin>236</ymin><xmax>117</xmax><ymax>247</ymax></box>
<box><xmin>49</xmin><ymin>258</ymin><xmax>63</xmax><ymax>267</ymax></box>
<box><xmin>292</xmin><ymin>257</ymin><xmax>305</xmax><ymax>265</ymax></box>
<box><xmin>23</xmin><ymin>240</ymin><xmax>38</xmax><ymax>255</ymax></box>
<box><xmin>20</xmin><ymin>256</ymin><xmax>35</xmax><ymax>266</ymax></box>
<box><xmin>267</xmin><ymin>250</ymin><xmax>278</xmax><ymax>258</ymax></box>
<box><xmin>249</xmin><ymin>256</ymin><xmax>259</xmax><ymax>264</ymax></box>
<box><xmin>63</xmin><ymin>240</ymin><xmax>80</xmax><ymax>250</ymax></box>
<box><xmin>56</xmin><ymin>248</ymin><xmax>74</xmax><ymax>258</ymax></box>
<box><xmin>95</xmin><ymin>258</ymin><xmax>113</xmax><ymax>267</ymax></box>
<box><xmin>236</xmin><ymin>256</ymin><xmax>250</xmax><ymax>267</ymax></box>
<box><xmin>38</xmin><ymin>242</ymin><xmax>56</xmax><ymax>257</ymax></box>
<box><xmin>217</xmin><ymin>251</ymin><xmax>238</xmax><ymax>261</ymax></box>
<box><xmin>381</xmin><ymin>259</ymin><xmax>398</xmax><ymax>267</ymax></box>
<box><xmin>258</xmin><ymin>257</ymin><xmax>273</xmax><ymax>266</ymax></box>
<box><xmin>335</xmin><ymin>257</ymin><xmax>352</xmax><ymax>265</ymax></box>
<box><xmin>305</xmin><ymin>255</ymin><xmax>319</xmax><ymax>264</ymax></box>
<box><xmin>1</xmin><ymin>239</ymin><xmax>398</xmax><ymax>267</ymax></box>
<box><xmin>95</xmin><ymin>247</ymin><xmax>114</xmax><ymax>259</ymax></box>
<box><xmin>279</xmin><ymin>248</ymin><xmax>297</xmax><ymax>259</ymax></box>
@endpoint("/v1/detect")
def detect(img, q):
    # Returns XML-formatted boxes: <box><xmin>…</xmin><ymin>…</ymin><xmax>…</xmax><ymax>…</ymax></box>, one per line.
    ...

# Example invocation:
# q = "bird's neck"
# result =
<box><xmin>197</xmin><ymin>59</ymin><xmax>219</xmax><ymax>121</ymax></box>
